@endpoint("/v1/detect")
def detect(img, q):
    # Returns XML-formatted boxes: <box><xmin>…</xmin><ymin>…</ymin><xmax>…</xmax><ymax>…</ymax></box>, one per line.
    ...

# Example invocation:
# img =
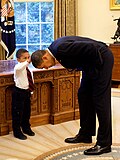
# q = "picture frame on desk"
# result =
<box><xmin>110</xmin><ymin>0</ymin><xmax>120</xmax><ymax>10</ymax></box>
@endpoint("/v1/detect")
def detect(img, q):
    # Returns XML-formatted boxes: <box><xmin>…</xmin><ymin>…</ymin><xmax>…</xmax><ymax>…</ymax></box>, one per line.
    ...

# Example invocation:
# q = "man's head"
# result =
<box><xmin>31</xmin><ymin>50</ymin><xmax>56</xmax><ymax>69</ymax></box>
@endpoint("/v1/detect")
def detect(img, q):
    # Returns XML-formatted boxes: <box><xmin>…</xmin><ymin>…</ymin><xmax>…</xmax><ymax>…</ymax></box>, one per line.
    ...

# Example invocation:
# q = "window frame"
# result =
<box><xmin>14</xmin><ymin>0</ymin><xmax>54</xmax><ymax>54</ymax></box>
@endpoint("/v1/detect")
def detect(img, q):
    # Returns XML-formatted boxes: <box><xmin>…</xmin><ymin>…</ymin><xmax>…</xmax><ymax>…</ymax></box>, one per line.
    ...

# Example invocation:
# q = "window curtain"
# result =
<box><xmin>0</xmin><ymin>18</ymin><xmax>6</xmax><ymax>59</ymax></box>
<box><xmin>0</xmin><ymin>25</ymin><xmax>5</xmax><ymax>60</ymax></box>
<box><xmin>54</xmin><ymin>0</ymin><xmax>77</xmax><ymax>39</ymax></box>
<box><xmin>0</xmin><ymin>45</ymin><xmax>6</xmax><ymax>60</ymax></box>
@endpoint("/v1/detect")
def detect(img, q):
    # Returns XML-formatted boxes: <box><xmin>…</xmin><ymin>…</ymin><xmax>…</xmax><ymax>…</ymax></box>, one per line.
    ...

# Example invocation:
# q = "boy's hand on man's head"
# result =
<box><xmin>27</xmin><ymin>56</ymin><xmax>31</xmax><ymax>63</ymax></box>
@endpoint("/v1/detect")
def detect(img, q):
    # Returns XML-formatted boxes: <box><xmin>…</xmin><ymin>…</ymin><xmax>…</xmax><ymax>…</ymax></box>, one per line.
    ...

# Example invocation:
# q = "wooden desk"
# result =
<box><xmin>0</xmin><ymin>62</ymin><xmax>80</xmax><ymax>135</ymax></box>
<box><xmin>109</xmin><ymin>44</ymin><xmax>120</xmax><ymax>87</ymax></box>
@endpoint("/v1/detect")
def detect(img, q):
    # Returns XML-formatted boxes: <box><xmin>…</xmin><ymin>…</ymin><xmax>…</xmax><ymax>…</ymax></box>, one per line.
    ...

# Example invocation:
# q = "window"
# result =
<box><xmin>14</xmin><ymin>0</ymin><xmax>54</xmax><ymax>54</ymax></box>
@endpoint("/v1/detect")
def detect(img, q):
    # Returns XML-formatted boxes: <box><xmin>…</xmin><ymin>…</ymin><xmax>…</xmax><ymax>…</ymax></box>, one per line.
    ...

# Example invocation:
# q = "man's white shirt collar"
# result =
<box><xmin>47</xmin><ymin>48</ymin><xmax>55</xmax><ymax>59</ymax></box>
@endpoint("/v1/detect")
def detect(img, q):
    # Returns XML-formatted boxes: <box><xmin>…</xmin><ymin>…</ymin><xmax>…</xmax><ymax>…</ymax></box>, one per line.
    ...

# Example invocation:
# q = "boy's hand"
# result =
<box><xmin>27</xmin><ymin>57</ymin><xmax>31</xmax><ymax>63</ymax></box>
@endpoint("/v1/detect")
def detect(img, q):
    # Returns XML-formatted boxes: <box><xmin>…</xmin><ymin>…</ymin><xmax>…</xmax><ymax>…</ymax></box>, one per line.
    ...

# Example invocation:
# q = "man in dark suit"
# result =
<box><xmin>31</xmin><ymin>36</ymin><xmax>114</xmax><ymax>155</ymax></box>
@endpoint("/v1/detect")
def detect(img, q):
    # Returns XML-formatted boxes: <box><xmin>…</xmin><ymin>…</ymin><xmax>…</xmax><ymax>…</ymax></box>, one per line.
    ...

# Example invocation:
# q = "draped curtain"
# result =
<box><xmin>54</xmin><ymin>0</ymin><xmax>77</xmax><ymax>39</ymax></box>
<box><xmin>0</xmin><ymin>45</ymin><xmax>6</xmax><ymax>60</ymax></box>
<box><xmin>0</xmin><ymin>23</ymin><xmax>5</xmax><ymax>59</ymax></box>
<box><xmin>0</xmin><ymin>21</ymin><xmax>5</xmax><ymax>59</ymax></box>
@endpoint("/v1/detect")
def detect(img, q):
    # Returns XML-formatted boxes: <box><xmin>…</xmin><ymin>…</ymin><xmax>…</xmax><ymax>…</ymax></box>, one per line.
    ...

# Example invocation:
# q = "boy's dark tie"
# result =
<box><xmin>26</xmin><ymin>67</ymin><xmax>35</xmax><ymax>92</ymax></box>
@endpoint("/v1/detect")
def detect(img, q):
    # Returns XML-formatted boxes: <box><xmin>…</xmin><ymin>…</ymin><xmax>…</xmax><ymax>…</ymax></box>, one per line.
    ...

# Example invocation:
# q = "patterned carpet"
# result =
<box><xmin>36</xmin><ymin>144</ymin><xmax>120</xmax><ymax>160</ymax></box>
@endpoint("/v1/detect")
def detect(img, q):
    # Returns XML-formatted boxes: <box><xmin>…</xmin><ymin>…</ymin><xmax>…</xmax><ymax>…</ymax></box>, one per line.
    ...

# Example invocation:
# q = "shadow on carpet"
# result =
<box><xmin>35</xmin><ymin>143</ymin><xmax>120</xmax><ymax>160</ymax></box>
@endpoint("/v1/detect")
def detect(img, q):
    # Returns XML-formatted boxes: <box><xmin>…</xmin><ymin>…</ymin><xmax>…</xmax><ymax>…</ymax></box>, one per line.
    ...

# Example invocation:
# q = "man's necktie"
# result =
<box><xmin>26</xmin><ymin>67</ymin><xmax>35</xmax><ymax>92</ymax></box>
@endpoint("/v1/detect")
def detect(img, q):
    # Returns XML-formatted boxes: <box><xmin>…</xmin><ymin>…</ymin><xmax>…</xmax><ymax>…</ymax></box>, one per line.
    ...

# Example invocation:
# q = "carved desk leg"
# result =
<box><xmin>0</xmin><ymin>87</ymin><xmax>9</xmax><ymax>135</ymax></box>
<box><xmin>50</xmin><ymin>69</ymin><xmax>78</xmax><ymax>124</ymax></box>
<box><xmin>30</xmin><ymin>70</ymin><xmax>53</xmax><ymax>126</ymax></box>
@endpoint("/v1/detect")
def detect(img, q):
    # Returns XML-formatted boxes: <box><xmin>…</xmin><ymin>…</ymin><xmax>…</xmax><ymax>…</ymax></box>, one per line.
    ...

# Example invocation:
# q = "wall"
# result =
<box><xmin>77</xmin><ymin>0</ymin><xmax>120</xmax><ymax>44</ymax></box>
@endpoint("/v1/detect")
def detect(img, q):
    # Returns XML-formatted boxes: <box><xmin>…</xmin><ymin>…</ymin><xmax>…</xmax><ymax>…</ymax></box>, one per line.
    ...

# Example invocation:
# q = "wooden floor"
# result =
<box><xmin>0</xmin><ymin>88</ymin><xmax>120</xmax><ymax>160</ymax></box>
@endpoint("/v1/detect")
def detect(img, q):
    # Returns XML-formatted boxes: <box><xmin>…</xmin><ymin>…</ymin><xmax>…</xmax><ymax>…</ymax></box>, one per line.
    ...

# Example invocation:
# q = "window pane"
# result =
<box><xmin>28</xmin><ymin>24</ymin><xmax>40</xmax><ymax>44</ymax></box>
<box><xmin>16</xmin><ymin>46</ymin><xmax>27</xmax><ymax>52</ymax></box>
<box><xmin>15</xmin><ymin>24</ymin><xmax>26</xmax><ymax>44</ymax></box>
<box><xmin>41</xmin><ymin>45</ymin><xmax>50</xmax><ymax>50</ymax></box>
<box><xmin>41</xmin><ymin>2</ymin><xmax>54</xmax><ymax>22</ymax></box>
<box><xmin>27</xmin><ymin>2</ymin><xmax>39</xmax><ymax>22</ymax></box>
<box><xmin>14</xmin><ymin>2</ymin><xmax>26</xmax><ymax>23</ymax></box>
<box><xmin>28</xmin><ymin>45</ymin><xmax>40</xmax><ymax>54</ymax></box>
<box><xmin>41</xmin><ymin>24</ymin><xmax>54</xmax><ymax>43</ymax></box>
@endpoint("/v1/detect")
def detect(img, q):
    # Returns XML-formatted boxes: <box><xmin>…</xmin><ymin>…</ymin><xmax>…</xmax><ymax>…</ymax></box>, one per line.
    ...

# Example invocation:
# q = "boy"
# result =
<box><xmin>12</xmin><ymin>49</ymin><xmax>35</xmax><ymax>140</ymax></box>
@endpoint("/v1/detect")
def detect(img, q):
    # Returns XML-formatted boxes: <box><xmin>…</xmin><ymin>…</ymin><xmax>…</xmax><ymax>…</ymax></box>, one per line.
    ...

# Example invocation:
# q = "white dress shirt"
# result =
<box><xmin>14</xmin><ymin>61</ymin><xmax>34</xmax><ymax>90</ymax></box>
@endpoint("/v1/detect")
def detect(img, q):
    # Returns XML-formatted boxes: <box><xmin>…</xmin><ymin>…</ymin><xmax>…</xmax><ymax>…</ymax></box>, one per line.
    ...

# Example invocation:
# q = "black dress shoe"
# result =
<box><xmin>64</xmin><ymin>134</ymin><xmax>92</xmax><ymax>143</ymax></box>
<box><xmin>22</xmin><ymin>128</ymin><xmax>35</xmax><ymax>136</ymax></box>
<box><xmin>14</xmin><ymin>132</ymin><xmax>27</xmax><ymax>140</ymax></box>
<box><xmin>84</xmin><ymin>144</ymin><xmax>111</xmax><ymax>155</ymax></box>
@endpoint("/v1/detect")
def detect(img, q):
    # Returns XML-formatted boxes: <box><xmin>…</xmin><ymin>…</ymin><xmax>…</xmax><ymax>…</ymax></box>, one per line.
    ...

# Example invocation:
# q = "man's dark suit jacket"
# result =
<box><xmin>48</xmin><ymin>36</ymin><xmax>108</xmax><ymax>72</ymax></box>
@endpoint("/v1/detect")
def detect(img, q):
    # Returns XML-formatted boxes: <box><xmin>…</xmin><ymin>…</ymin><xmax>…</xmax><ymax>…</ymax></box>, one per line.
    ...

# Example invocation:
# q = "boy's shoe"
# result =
<box><xmin>22</xmin><ymin>128</ymin><xmax>35</xmax><ymax>136</ymax></box>
<box><xmin>14</xmin><ymin>132</ymin><xmax>27</xmax><ymax>140</ymax></box>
